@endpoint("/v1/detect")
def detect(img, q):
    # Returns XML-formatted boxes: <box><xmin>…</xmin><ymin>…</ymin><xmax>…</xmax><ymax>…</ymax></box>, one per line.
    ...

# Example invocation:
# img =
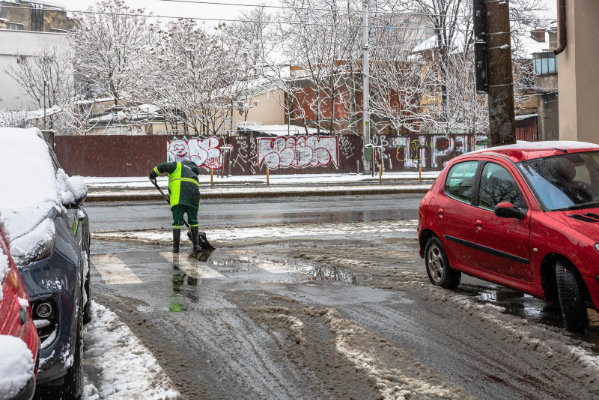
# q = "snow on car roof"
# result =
<box><xmin>469</xmin><ymin>140</ymin><xmax>599</xmax><ymax>162</ymax></box>
<box><xmin>0</xmin><ymin>213</ymin><xmax>8</xmax><ymax>301</ymax></box>
<box><xmin>0</xmin><ymin>128</ymin><xmax>59</xmax><ymax>241</ymax></box>
<box><xmin>490</xmin><ymin>141</ymin><xmax>599</xmax><ymax>150</ymax></box>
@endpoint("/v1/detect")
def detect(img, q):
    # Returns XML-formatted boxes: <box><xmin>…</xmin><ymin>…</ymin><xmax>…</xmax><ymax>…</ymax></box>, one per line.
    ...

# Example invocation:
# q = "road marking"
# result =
<box><xmin>92</xmin><ymin>254</ymin><xmax>143</xmax><ymax>284</ymax></box>
<box><xmin>255</xmin><ymin>262</ymin><xmax>296</xmax><ymax>274</ymax></box>
<box><xmin>159</xmin><ymin>252</ymin><xmax>225</xmax><ymax>279</ymax></box>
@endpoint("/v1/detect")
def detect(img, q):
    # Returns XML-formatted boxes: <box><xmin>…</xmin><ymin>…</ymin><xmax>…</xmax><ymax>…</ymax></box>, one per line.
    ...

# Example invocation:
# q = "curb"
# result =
<box><xmin>86</xmin><ymin>186</ymin><xmax>431</xmax><ymax>202</ymax></box>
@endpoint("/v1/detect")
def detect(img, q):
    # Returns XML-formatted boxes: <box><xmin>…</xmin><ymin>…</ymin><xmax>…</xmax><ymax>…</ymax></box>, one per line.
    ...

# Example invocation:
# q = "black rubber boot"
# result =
<box><xmin>172</xmin><ymin>229</ymin><xmax>181</xmax><ymax>253</ymax></box>
<box><xmin>190</xmin><ymin>227</ymin><xmax>201</xmax><ymax>253</ymax></box>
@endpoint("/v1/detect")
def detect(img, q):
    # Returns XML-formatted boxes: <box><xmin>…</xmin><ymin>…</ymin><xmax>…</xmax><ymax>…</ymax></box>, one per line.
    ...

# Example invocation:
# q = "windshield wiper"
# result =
<box><xmin>565</xmin><ymin>201</ymin><xmax>599</xmax><ymax>211</ymax></box>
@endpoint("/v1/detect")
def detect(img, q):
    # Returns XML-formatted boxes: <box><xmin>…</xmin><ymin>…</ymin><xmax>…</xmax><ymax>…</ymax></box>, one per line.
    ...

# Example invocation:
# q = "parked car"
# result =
<box><xmin>0</xmin><ymin>128</ymin><xmax>90</xmax><ymax>398</ymax></box>
<box><xmin>0</xmin><ymin>219</ymin><xmax>39</xmax><ymax>400</ymax></box>
<box><xmin>418</xmin><ymin>141</ymin><xmax>599</xmax><ymax>333</ymax></box>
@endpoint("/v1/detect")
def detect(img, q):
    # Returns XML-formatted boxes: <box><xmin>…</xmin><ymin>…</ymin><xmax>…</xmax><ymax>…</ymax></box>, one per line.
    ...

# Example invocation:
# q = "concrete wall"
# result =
<box><xmin>55</xmin><ymin>133</ymin><xmax>485</xmax><ymax>177</ymax></box>
<box><xmin>536</xmin><ymin>74</ymin><xmax>559</xmax><ymax>141</ymax></box>
<box><xmin>233</xmin><ymin>90</ymin><xmax>286</xmax><ymax>127</ymax></box>
<box><xmin>558</xmin><ymin>0</ymin><xmax>599</xmax><ymax>143</ymax></box>
<box><xmin>0</xmin><ymin>29</ymin><xmax>68</xmax><ymax>110</ymax></box>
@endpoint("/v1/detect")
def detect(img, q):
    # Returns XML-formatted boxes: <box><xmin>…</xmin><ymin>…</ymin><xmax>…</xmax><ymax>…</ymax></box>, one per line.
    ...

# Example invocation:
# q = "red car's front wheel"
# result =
<box><xmin>555</xmin><ymin>260</ymin><xmax>589</xmax><ymax>333</ymax></box>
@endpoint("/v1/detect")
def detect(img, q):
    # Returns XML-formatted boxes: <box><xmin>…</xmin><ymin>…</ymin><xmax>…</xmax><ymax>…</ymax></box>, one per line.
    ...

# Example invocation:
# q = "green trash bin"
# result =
<box><xmin>364</xmin><ymin>146</ymin><xmax>372</xmax><ymax>161</ymax></box>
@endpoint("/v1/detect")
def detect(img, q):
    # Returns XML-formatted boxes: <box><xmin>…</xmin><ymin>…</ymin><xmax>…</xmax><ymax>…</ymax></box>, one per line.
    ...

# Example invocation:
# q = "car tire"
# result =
<box><xmin>44</xmin><ymin>310</ymin><xmax>83</xmax><ymax>399</ymax></box>
<box><xmin>425</xmin><ymin>236</ymin><xmax>461</xmax><ymax>289</ymax></box>
<box><xmin>83</xmin><ymin>247</ymin><xmax>92</xmax><ymax>324</ymax></box>
<box><xmin>555</xmin><ymin>260</ymin><xmax>589</xmax><ymax>333</ymax></box>
<box><xmin>61</xmin><ymin>310</ymin><xmax>83</xmax><ymax>399</ymax></box>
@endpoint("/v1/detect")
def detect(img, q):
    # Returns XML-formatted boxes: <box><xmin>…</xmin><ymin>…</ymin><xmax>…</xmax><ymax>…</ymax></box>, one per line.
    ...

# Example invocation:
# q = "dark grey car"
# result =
<box><xmin>6</xmin><ymin>139</ymin><xmax>90</xmax><ymax>399</ymax></box>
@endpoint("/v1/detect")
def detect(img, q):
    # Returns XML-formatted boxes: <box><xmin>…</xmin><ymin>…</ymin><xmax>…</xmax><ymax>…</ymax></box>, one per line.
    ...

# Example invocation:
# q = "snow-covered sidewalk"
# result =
<box><xmin>84</xmin><ymin>171</ymin><xmax>440</xmax><ymax>190</ymax></box>
<box><xmin>82</xmin><ymin>301</ymin><xmax>179</xmax><ymax>400</ymax></box>
<box><xmin>84</xmin><ymin>172</ymin><xmax>437</xmax><ymax>201</ymax></box>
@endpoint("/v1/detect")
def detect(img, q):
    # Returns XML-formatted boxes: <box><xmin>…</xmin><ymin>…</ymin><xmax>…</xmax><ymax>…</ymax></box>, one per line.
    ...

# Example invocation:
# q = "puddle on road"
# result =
<box><xmin>459</xmin><ymin>282</ymin><xmax>599</xmax><ymax>348</ymax></box>
<box><xmin>310</xmin><ymin>264</ymin><xmax>372</xmax><ymax>285</ymax></box>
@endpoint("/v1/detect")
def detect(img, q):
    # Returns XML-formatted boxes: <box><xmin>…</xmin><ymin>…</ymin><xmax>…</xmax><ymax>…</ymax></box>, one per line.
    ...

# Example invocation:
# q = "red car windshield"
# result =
<box><xmin>518</xmin><ymin>151</ymin><xmax>599</xmax><ymax>211</ymax></box>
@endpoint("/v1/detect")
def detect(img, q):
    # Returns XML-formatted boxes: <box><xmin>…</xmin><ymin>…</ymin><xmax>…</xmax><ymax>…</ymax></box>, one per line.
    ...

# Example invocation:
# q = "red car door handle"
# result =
<box><xmin>438</xmin><ymin>208</ymin><xmax>444</xmax><ymax>217</ymax></box>
<box><xmin>475</xmin><ymin>220</ymin><xmax>483</xmax><ymax>230</ymax></box>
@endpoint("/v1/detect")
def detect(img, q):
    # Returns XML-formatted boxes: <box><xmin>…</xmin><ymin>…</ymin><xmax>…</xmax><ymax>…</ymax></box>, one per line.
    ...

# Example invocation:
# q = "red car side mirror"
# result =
<box><xmin>494</xmin><ymin>202</ymin><xmax>526</xmax><ymax>220</ymax></box>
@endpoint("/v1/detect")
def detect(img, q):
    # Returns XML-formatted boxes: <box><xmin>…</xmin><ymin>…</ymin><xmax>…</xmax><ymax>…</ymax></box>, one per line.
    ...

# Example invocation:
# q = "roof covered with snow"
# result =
<box><xmin>237</xmin><ymin>124</ymin><xmax>328</xmax><ymax>136</ymax></box>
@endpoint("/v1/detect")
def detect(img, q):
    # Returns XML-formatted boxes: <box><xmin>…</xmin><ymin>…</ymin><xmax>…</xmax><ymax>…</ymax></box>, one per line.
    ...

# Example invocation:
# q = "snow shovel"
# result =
<box><xmin>150</xmin><ymin>178</ymin><xmax>216</xmax><ymax>251</ymax></box>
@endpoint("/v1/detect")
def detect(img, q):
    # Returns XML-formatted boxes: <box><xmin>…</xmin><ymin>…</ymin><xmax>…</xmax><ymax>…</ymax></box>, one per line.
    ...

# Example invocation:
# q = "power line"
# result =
<box><xmin>158</xmin><ymin>0</ymin><xmax>557</xmax><ymax>21</ymax></box>
<box><xmin>0</xmin><ymin>3</ymin><xmax>557</xmax><ymax>26</ymax></box>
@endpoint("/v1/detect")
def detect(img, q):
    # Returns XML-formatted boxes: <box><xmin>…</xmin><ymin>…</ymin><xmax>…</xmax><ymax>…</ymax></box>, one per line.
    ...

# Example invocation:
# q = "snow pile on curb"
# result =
<box><xmin>83</xmin><ymin>301</ymin><xmax>179</xmax><ymax>400</ymax></box>
<box><xmin>0</xmin><ymin>335</ymin><xmax>34</xmax><ymax>400</ymax></box>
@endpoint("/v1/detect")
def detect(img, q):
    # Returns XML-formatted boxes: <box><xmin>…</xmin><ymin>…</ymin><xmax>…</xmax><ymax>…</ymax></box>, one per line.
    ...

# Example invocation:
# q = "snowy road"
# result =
<box><xmin>38</xmin><ymin>195</ymin><xmax>599</xmax><ymax>399</ymax></box>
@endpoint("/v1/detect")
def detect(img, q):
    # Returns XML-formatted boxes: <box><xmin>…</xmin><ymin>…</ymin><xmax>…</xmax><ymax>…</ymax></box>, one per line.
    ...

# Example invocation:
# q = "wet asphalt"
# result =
<box><xmin>44</xmin><ymin>195</ymin><xmax>599</xmax><ymax>399</ymax></box>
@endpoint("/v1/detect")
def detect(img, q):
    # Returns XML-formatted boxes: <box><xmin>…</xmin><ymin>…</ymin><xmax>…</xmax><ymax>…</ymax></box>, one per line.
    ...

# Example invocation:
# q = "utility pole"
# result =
<box><xmin>474</xmin><ymin>0</ymin><xmax>516</xmax><ymax>146</ymax></box>
<box><xmin>362</xmin><ymin>0</ymin><xmax>370</xmax><ymax>166</ymax></box>
<box><xmin>43</xmin><ymin>80</ymin><xmax>47</xmax><ymax>130</ymax></box>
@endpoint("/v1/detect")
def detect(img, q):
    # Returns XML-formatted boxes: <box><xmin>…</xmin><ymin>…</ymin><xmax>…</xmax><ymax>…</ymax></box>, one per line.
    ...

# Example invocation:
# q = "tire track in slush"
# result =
<box><xmin>338</xmin><ymin>295</ymin><xmax>598</xmax><ymax>399</ymax></box>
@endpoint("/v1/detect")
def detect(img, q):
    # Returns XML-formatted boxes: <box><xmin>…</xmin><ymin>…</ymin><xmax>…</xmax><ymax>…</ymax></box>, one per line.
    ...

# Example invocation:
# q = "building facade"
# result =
<box><xmin>0</xmin><ymin>1</ymin><xmax>71</xmax><ymax>110</ymax></box>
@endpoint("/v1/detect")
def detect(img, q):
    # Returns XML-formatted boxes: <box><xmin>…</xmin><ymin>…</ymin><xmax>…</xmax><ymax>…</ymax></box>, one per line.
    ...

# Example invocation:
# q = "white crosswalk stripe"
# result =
<box><xmin>92</xmin><ymin>254</ymin><xmax>143</xmax><ymax>284</ymax></box>
<box><xmin>159</xmin><ymin>252</ymin><xmax>225</xmax><ymax>279</ymax></box>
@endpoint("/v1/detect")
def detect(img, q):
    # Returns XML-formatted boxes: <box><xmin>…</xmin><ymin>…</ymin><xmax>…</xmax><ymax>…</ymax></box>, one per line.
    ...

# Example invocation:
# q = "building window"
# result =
<box><xmin>533</xmin><ymin>52</ymin><xmax>557</xmax><ymax>75</ymax></box>
<box><xmin>7</xmin><ymin>22</ymin><xmax>24</xmax><ymax>31</ymax></box>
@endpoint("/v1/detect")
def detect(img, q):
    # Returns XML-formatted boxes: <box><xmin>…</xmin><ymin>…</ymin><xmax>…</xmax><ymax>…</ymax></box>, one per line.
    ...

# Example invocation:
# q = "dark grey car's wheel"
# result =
<box><xmin>83</xmin><ymin>247</ymin><xmax>92</xmax><ymax>324</ymax></box>
<box><xmin>61</xmin><ymin>310</ymin><xmax>83</xmax><ymax>399</ymax></box>
<box><xmin>555</xmin><ymin>260</ymin><xmax>589</xmax><ymax>333</ymax></box>
<box><xmin>425</xmin><ymin>236</ymin><xmax>461</xmax><ymax>289</ymax></box>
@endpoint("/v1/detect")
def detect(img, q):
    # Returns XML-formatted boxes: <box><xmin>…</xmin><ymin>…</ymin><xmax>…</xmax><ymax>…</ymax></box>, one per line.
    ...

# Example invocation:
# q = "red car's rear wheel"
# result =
<box><xmin>425</xmin><ymin>237</ymin><xmax>461</xmax><ymax>289</ymax></box>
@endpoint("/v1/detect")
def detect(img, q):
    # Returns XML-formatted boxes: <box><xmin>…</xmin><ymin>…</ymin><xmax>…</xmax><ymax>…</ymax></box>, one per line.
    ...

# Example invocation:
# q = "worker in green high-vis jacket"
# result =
<box><xmin>149</xmin><ymin>160</ymin><xmax>201</xmax><ymax>253</ymax></box>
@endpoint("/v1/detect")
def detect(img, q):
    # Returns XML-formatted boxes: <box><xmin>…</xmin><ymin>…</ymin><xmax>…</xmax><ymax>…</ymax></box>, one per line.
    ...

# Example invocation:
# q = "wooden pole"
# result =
<box><xmin>266</xmin><ymin>166</ymin><xmax>270</xmax><ymax>186</ymax></box>
<box><xmin>485</xmin><ymin>0</ymin><xmax>516</xmax><ymax>145</ymax></box>
<box><xmin>378</xmin><ymin>148</ymin><xmax>382</xmax><ymax>184</ymax></box>
<box><xmin>210</xmin><ymin>168</ymin><xmax>214</xmax><ymax>186</ymax></box>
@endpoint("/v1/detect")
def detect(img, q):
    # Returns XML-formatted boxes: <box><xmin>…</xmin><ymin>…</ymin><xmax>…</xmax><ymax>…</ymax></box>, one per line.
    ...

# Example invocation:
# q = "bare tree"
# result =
<box><xmin>131</xmin><ymin>19</ymin><xmax>254</xmax><ymax>136</ymax></box>
<box><xmin>279</xmin><ymin>0</ymin><xmax>362</xmax><ymax>135</ymax></box>
<box><xmin>7</xmin><ymin>47</ymin><xmax>72</xmax><ymax>110</ymax></box>
<box><xmin>69</xmin><ymin>0</ymin><xmax>150</xmax><ymax>104</ymax></box>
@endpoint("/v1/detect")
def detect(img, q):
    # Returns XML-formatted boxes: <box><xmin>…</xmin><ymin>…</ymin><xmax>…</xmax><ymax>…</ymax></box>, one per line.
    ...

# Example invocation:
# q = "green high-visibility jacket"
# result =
<box><xmin>152</xmin><ymin>161</ymin><xmax>201</xmax><ymax>209</ymax></box>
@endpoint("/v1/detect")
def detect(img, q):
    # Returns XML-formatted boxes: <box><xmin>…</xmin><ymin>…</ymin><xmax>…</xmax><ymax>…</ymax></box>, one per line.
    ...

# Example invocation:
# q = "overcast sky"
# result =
<box><xmin>52</xmin><ymin>0</ymin><xmax>557</xmax><ymax>24</ymax></box>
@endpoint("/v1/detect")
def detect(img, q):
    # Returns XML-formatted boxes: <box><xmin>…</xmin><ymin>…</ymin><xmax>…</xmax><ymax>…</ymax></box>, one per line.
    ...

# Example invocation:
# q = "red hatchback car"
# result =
<box><xmin>419</xmin><ymin>141</ymin><xmax>599</xmax><ymax>333</ymax></box>
<box><xmin>1</xmin><ymin>224</ymin><xmax>39</xmax><ymax>400</ymax></box>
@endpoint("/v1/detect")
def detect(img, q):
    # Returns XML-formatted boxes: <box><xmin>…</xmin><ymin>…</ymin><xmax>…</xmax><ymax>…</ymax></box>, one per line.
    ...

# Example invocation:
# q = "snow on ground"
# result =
<box><xmin>92</xmin><ymin>220</ymin><xmax>419</xmax><ymax>244</ymax></box>
<box><xmin>83</xmin><ymin>171</ymin><xmax>440</xmax><ymax>189</ymax></box>
<box><xmin>82</xmin><ymin>301</ymin><xmax>179</xmax><ymax>400</ymax></box>
<box><xmin>0</xmin><ymin>335</ymin><xmax>34</xmax><ymax>400</ymax></box>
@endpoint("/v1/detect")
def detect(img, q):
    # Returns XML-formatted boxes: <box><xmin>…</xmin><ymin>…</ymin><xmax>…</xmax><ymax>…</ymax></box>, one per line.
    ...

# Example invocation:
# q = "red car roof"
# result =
<box><xmin>469</xmin><ymin>141</ymin><xmax>599</xmax><ymax>163</ymax></box>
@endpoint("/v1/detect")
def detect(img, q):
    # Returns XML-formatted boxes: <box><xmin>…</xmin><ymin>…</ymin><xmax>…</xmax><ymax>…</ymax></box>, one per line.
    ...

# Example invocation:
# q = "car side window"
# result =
<box><xmin>47</xmin><ymin>147</ymin><xmax>60</xmax><ymax>173</ymax></box>
<box><xmin>445</xmin><ymin>161</ymin><xmax>478</xmax><ymax>204</ymax></box>
<box><xmin>479</xmin><ymin>163</ymin><xmax>527</xmax><ymax>210</ymax></box>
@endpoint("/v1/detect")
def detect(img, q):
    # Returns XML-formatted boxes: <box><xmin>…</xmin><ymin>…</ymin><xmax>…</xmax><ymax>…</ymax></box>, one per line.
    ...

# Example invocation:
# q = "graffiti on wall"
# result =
<box><xmin>231</xmin><ymin>136</ymin><xmax>258</xmax><ymax>174</ymax></box>
<box><xmin>386</xmin><ymin>134</ymin><xmax>487</xmax><ymax>169</ymax></box>
<box><xmin>257</xmin><ymin>136</ymin><xmax>339</xmax><ymax>169</ymax></box>
<box><xmin>167</xmin><ymin>137</ymin><xmax>223</xmax><ymax>169</ymax></box>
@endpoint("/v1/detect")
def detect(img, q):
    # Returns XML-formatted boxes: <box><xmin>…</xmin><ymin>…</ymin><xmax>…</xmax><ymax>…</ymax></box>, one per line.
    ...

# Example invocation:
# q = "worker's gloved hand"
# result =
<box><xmin>149</xmin><ymin>171</ymin><xmax>157</xmax><ymax>180</ymax></box>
